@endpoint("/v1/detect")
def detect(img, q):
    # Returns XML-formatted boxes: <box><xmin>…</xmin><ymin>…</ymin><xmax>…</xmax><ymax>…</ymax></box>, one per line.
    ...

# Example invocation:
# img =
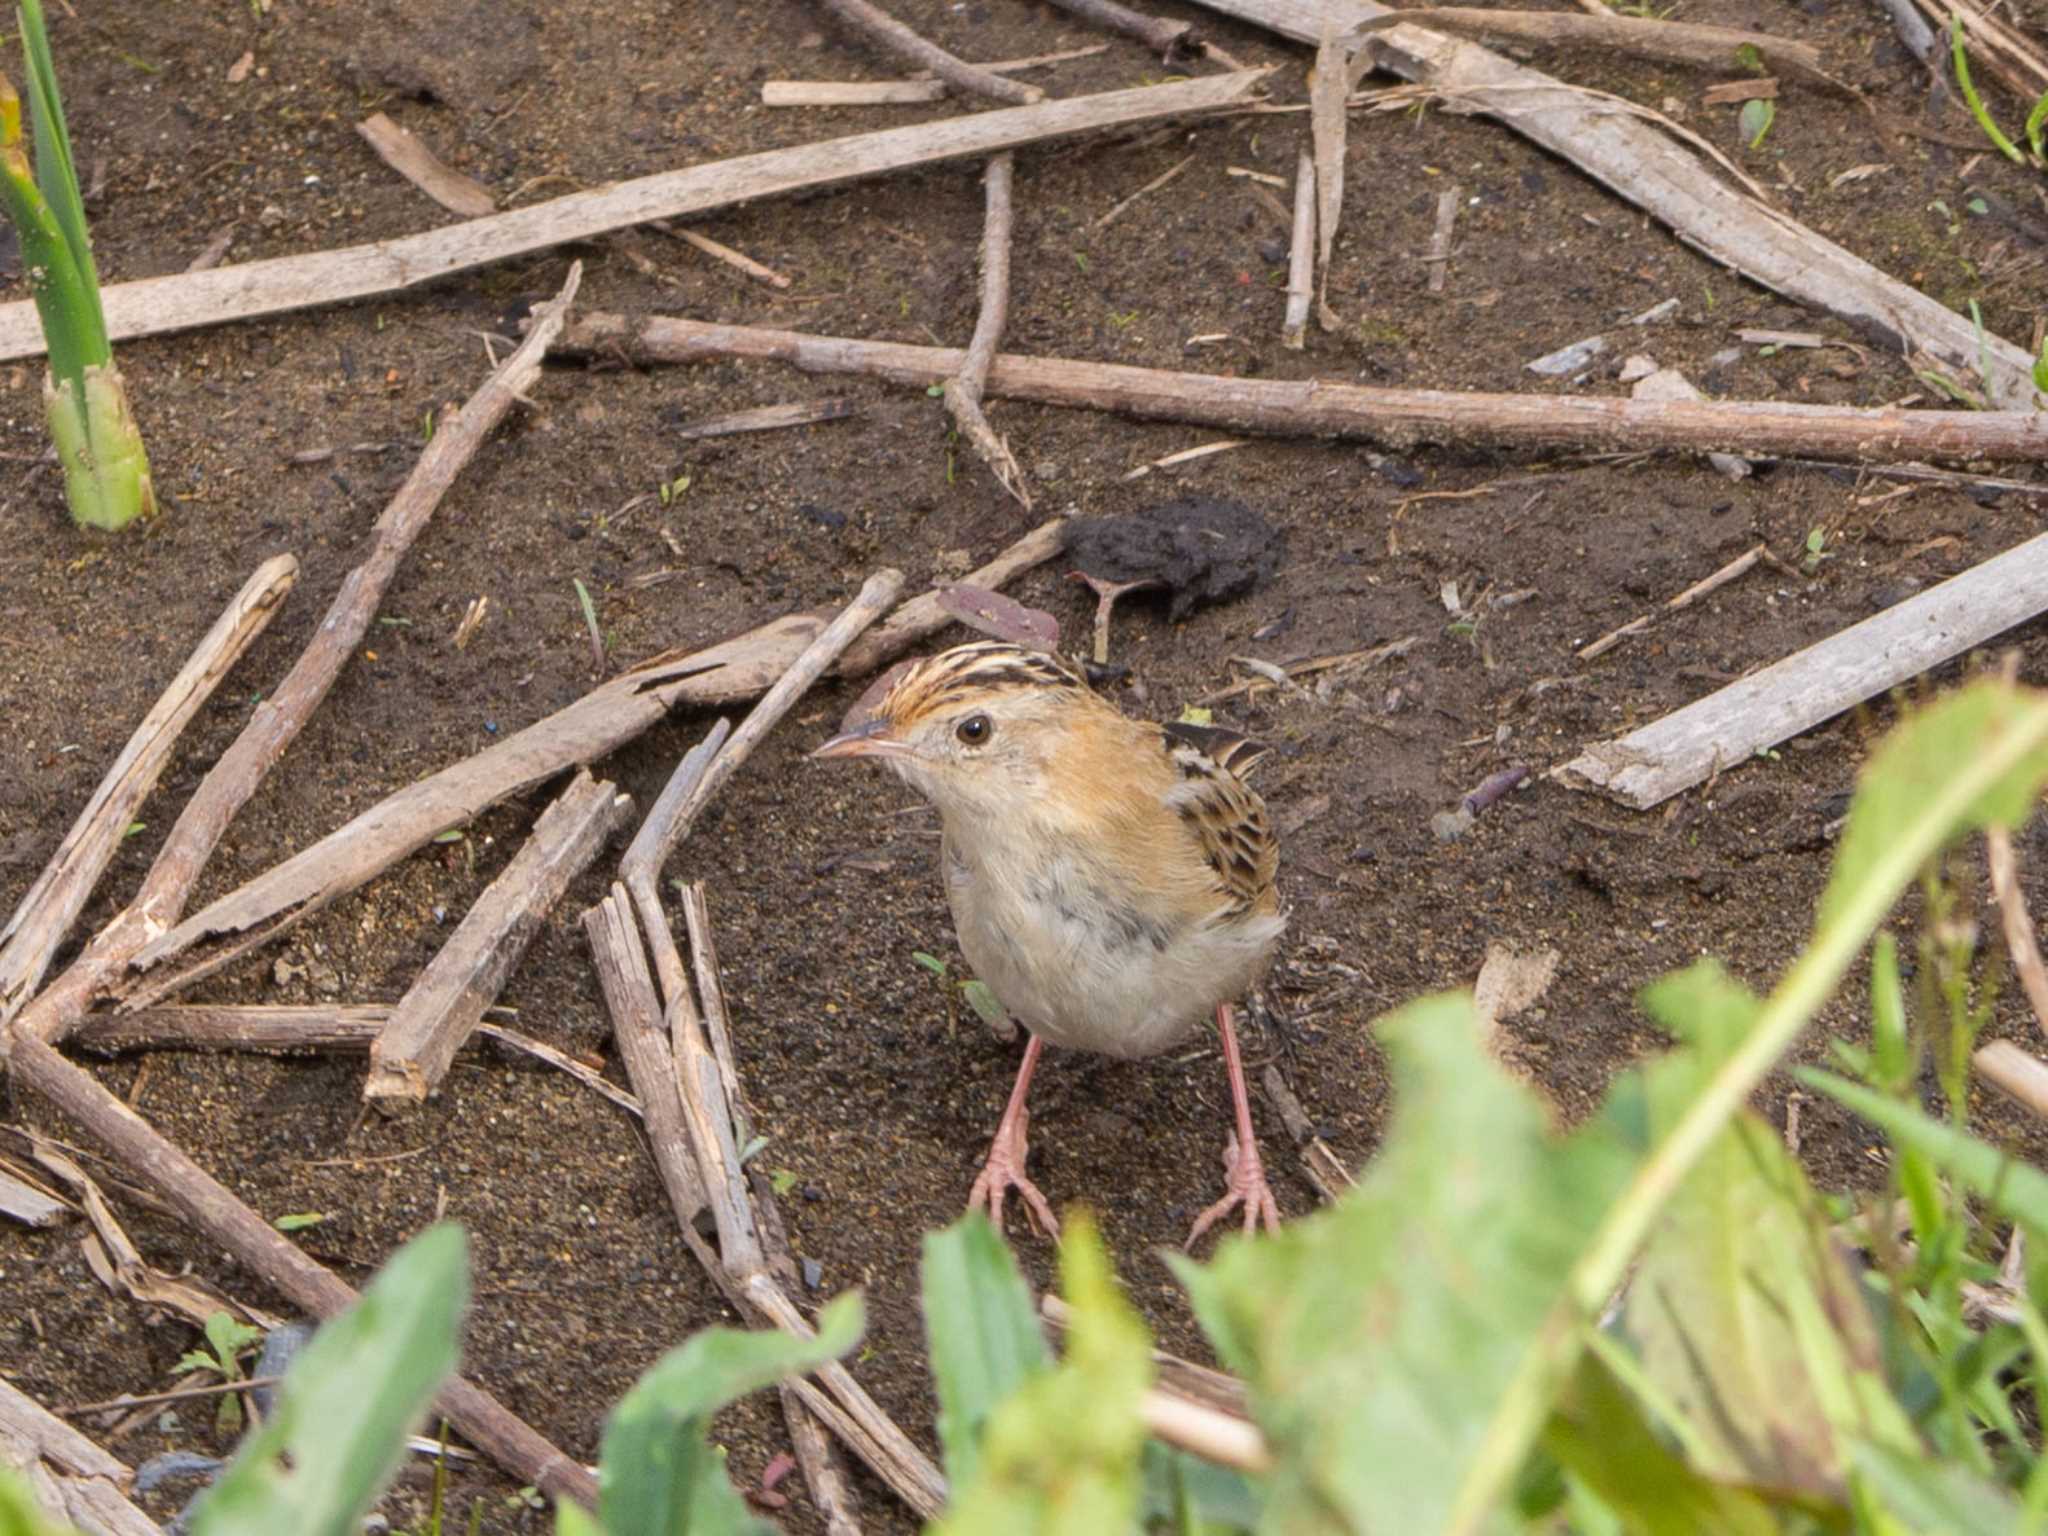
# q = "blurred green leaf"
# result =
<box><xmin>912</xmin><ymin>951</ymin><xmax>949</xmax><ymax>977</ymax></box>
<box><xmin>922</xmin><ymin>1212</ymin><xmax>1052</xmax><ymax>1488</ymax></box>
<box><xmin>1545</xmin><ymin>1347</ymin><xmax>1785</xmax><ymax>1536</ymax></box>
<box><xmin>273</xmin><ymin>1212</ymin><xmax>329</xmax><ymax>1233</ymax></box>
<box><xmin>1140</xmin><ymin>1443</ymin><xmax>1263</xmax><ymax>1534</ymax></box>
<box><xmin>1628</xmin><ymin>963</ymin><xmax>1913</xmax><ymax>1499</ymax></box>
<box><xmin>554</xmin><ymin>1498</ymin><xmax>608</xmax><ymax>1536</ymax></box>
<box><xmin>1177</xmin><ymin>992</ymin><xmax>1637</xmax><ymax>1535</ymax></box>
<box><xmin>1739</xmin><ymin>97</ymin><xmax>1775</xmax><ymax>149</ymax></box>
<box><xmin>0</xmin><ymin>1466</ymin><xmax>77</xmax><ymax>1536</ymax></box>
<box><xmin>1852</xmin><ymin>1441</ymin><xmax>2021</xmax><ymax>1533</ymax></box>
<box><xmin>189</xmin><ymin>1225</ymin><xmax>469</xmax><ymax>1536</ymax></box>
<box><xmin>597</xmin><ymin>1293</ymin><xmax>863</xmax><ymax>1536</ymax></box>
<box><xmin>932</xmin><ymin>1212</ymin><xmax>1151</xmax><ymax>1535</ymax></box>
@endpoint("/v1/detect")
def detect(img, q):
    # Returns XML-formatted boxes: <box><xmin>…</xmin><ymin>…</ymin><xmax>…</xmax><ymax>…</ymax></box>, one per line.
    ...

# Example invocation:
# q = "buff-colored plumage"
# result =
<box><xmin>815</xmin><ymin>640</ymin><xmax>1288</xmax><ymax>1238</ymax></box>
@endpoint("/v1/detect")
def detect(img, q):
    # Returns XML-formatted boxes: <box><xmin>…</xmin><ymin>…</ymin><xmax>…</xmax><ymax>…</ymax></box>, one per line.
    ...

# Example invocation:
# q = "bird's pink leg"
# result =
<box><xmin>968</xmin><ymin>1033</ymin><xmax>1060</xmax><ymax>1237</ymax></box>
<box><xmin>1187</xmin><ymin>1002</ymin><xmax>1282</xmax><ymax>1246</ymax></box>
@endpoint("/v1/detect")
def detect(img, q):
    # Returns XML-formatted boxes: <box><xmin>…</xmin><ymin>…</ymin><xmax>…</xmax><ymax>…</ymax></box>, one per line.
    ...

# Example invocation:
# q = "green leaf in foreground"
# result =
<box><xmin>1629</xmin><ymin>963</ymin><xmax>1915</xmax><ymax>1500</ymax></box>
<box><xmin>1446</xmin><ymin>678</ymin><xmax>2048</xmax><ymax>1532</ymax></box>
<box><xmin>931</xmin><ymin>1212</ymin><xmax>1151</xmax><ymax>1536</ymax></box>
<box><xmin>1177</xmin><ymin>992</ymin><xmax>1636</xmax><ymax>1535</ymax></box>
<box><xmin>0</xmin><ymin>1466</ymin><xmax>77</xmax><ymax>1536</ymax></box>
<box><xmin>188</xmin><ymin>1224</ymin><xmax>469</xmax><ymax>1536</ymax></box>
<box><xmin>1739</xmin><ymin>96</ymin><xmax>1775</xmax><ymax>149</ymax></box>
<box><xmin>922</xmin><ymin>1212</ymin><xmax>1052</xmax><ymax>1488</ymax></box>
<box><xmin>597</xmin><ymin>1293</ymin><xmax>863</xmax><ymax>1536</ymax></box>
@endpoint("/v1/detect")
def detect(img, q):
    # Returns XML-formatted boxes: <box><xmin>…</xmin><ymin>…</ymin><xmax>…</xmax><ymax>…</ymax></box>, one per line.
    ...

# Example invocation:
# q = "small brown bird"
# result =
<box><xmin>814</xmin><ymin>641</ymin><xmax>1286</xmax><ymax>1242</ymax></box>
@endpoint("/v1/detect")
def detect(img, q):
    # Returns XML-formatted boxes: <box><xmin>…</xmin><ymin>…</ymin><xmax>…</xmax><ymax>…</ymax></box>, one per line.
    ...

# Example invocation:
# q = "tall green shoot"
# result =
<box><xmin>0</xmin><ymin>0</ymin><xmax>155</xmax><ymax>530</ymax></box>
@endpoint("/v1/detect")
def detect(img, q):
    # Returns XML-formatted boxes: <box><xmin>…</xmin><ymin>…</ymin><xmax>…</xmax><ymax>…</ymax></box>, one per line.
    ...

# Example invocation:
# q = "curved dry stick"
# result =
<box><xmin>942</xmin><ymin>154</ymin><xmax>1031</xmax><ymax>507</ymax></box>
<box><xmin>817</xmin><ymin>0</ymin><xmax>1042</xmax><ymax>104</ymax></box>
<box><xmin>0</xmin><ymin>554</ymin><xmax>298</xmax><ymax>1027</ymax></box>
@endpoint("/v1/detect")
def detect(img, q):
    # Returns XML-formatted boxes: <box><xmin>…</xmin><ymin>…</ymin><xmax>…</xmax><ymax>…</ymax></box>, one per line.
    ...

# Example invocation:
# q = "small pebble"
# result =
<box><xmin>801</xmin><ymin>1257</ymin><xmax>823</xmax><ymax>1290</ymax></box>
<box><xmin>1431</xmin><ymin>806</ymin><xmax>1476</xmax><ymax>843</ymax></box>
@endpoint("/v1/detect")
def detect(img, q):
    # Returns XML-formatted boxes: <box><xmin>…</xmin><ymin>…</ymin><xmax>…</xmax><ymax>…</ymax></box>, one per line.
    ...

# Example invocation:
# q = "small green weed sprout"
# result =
<box><xmin>174</xmin><ymin>1311</ymin><xmax>264</xmax><ymax>1437</ymax></box>
<box><xmin>0</xmin><ymin>0</ymin><xmax>156</xmax><ymax>530</ymax></box>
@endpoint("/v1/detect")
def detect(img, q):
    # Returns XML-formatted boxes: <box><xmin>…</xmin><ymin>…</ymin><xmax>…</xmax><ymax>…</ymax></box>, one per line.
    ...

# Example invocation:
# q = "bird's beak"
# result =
<box><xmin>811</xmin><ymin>717</ymin><xmax>914</xmax><ymax>761</ymax></box>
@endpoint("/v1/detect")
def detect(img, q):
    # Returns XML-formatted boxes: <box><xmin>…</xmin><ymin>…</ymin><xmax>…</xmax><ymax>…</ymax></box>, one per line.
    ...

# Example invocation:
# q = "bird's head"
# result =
<box><xmin>812</xmin><ymin>641</ymin><xmax>1092</xmax><ymax>817</ymax></box>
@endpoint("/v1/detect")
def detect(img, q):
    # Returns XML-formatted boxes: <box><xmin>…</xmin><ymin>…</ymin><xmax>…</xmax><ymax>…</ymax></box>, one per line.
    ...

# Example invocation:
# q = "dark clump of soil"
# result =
<box><xmin>1068</xmin><ymin>496</ymin><xmax>1284</xmax><ymax>617</ymax></box>
<box><xmin>5</xmin><ymin>1</ymin><xmax>2048</xmax><ymax>1533</ymax></box>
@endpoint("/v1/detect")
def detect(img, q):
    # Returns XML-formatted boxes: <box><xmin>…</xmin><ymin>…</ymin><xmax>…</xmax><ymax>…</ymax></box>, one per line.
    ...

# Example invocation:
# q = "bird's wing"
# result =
<box><xmin>1158</xmin><ymin>725</ymin><xmax>1278</xmax><ymax>918</ymax></box>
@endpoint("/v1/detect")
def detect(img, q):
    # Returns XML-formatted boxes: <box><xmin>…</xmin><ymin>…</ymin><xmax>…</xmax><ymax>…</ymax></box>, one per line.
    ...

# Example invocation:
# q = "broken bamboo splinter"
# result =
<box><xmin>0</xmin><ymin>1375</ymin><xmax>158</xmax><ymax>1535</ymax></box>
<box><xmin>563</xmin><ymin>313</ymin><xmax>2048</xmax><ymax>464</ymax></box>
<box><xmin>364</xmin><ymin>770</ymin><xmax>633</xmax><ymax>1109</ymax></box>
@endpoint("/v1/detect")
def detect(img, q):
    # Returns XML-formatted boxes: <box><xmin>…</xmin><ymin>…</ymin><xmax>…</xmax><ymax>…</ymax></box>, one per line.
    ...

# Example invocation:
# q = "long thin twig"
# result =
<box><xmin>816</xmin><ymin>0</ymin><xmax>1042</xmax><ymax>103</ymax></box>
<box><xmin>57</xmin><ymin>1376</ymin><xmax>284</xmax><ymax>1419</ymax></box>
<box><xmin>566</xmin><ymin>314</ymin><xmax>2048</xmax><ymax>463</ymax></box>
<box><xmin>1576</xmin><ymin>543</ymin><xmax>1764</xmax><ymax>662</ymax></box>
<box><xmin>942</xmin><ymin>154</ymin><xmax>1030</xmax><ymax>508</ymax></box>
<box><xmin>0</xmin><ymin>555</ymin><xmax>298</xmax><ymax>1028</ymax></box>
<box><xmin>1281</xmin><ymin>148</ymin><xmax>1314</xmax><ymax>349</ymax></box>
<box><xmin>7</xmin><ymin>264</ymin><xmax>584</xmax><ymax>1057</ymax></box>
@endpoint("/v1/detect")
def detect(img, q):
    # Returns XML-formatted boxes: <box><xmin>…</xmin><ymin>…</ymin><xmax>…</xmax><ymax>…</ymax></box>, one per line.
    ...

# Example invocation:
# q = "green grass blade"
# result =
<box><xmin>15</xmin><ymin>0</ymin><xmax>93</xmax><ymax>300</ymax></box>
<box><xmin>2027</xmin><ymin>88</ymin><xmax>2047</xmax><ymax>160</ymax></box>
<box><xmin>1951</xmin><ymin>17</ymin><xmax>2026</xmax><ymax>164</ymax></box>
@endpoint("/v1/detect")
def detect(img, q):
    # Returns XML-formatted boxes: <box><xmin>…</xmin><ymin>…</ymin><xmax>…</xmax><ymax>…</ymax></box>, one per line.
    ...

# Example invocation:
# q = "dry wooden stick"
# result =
<box><xmin>1988</xmin><ymin>825</ymin><xmax>2048</xmax><ymax>1046</ymax></box>
<box><xmin>0</xmin><ymin>554</ymin><xmax>297</xmax><ymax>1029</ymax></box>
<box><xmin>1193</xmin><ymin>0</ymin><xmax>2041</xmax><ymax>407</ymax></box>
<box><xmin>1139</xmin><ymin>1388</ymin><xmax>1273</xmax><ymax>1474</ymax></box>
<box><xmin>943</xmin><ymin>155</ymin><xmax>1031</xmax><ymax>507</ymax></box>
<box><xmin>1561</xmin><ymin>533</ymin><xmax>2048</xmax><ymax>809</ymax></box>
<box><xmin>1280</xmin><ymin>149</ymin><xmax>1314</xmax><ymax>349</ymax></box>
<box><xmin>364</xmin><ymin>770</ymin><xmax>633</xmax><ymax>1109</ymax></box>
<box><xmin>0</xmin><ymin>1376</ymin><xmax>158</xmax><ymax>1536</ymax></box>
<box><xmin>815</xmin><ymin>0</ymin><xmax>1042</xmax><ymax>104</ymax></box>
<box><xmin>8</xmin><ymin>265</ymin><xmax>584</xmax><ymax>1058</ymax></box>
<box><xmin>1310</xmin><ymin>26</ymin><xmax>1347</xmax><ymax>330</ymax></box>
<box><xmin>0</xmin><ymin>76</ymin><xmax>1262</xmax><ymax>364</ymax></box>
<box><xmin>57</xmin><ymin>1375</ymin><xmax>284</xmax><ymax>1419</ymax></box>
<box><xmin>1093</xmin><ymin>152</ymin><xmax>1195</xmax><ymax>232</ymax></box>
<box><xmin>1043</xmin><ymin>0</ymin><xmax>1195</xmax><ymax>58</ymax></box>
<box><xmin>79</xmin><ymin>1006</ymin><xmax>646</xmax><ymax>1119</ymax></box>
<box><xmin>764</xmin><ymin>79</ymin><xmax>952</xmax><ymax>106</ymax></box>
<box><xmin>660</xmin><ymin>226</ymin><xmax>794</xmax><ymax>290</ymax></box>
<box><xmin>7</xmin><ymin>1032</ymin><xmax>598</xmax><ymax>1507</ymax></box>
<box><xmin>0</xmin><ymin>1160</ymin><xmax>69</xmax><ymax>1227</ymax></box>
<box><xmin>355</xmin><ymin>113</ymin><xmax>496</xmax><ymax>218</ymax></box>
<box><xmin>619</xmin><ymin>570</ymin><xmax>904</xmax><ymax>954</ymax></box>
<box><xmin>565</xmin><ymin>313</ymin><xmax>2048</xmax><ymax>463</ymax></box>
<box><xmin>1576</xmin><ymin>542</ymin><xmax>1764</xmax><ymax>662</ymax></box>
<box><xmin>1976</xmin><ymin>1039</ymin><xmax>2048</xmax><ymax>1123</ymax></box>
<box><xmin>672</xmin><ymin>398</ymin><xmax>857</xmax><ymax>441</ymax></box>
<box><xmin>1425</xmin><ymin>184</ymin><xmax>1459</xmax><ymax>293</ymax></box>
<box><xmin>114</xmin><ymin>534</ymin><xmax>1052</xmax><ymax>1016</ymax></box>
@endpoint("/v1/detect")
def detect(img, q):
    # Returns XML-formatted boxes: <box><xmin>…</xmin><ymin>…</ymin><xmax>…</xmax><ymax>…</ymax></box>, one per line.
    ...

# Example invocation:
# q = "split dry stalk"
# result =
<box><xmin>942</xmin><ymin>154</ymin><xmax>1031</xmax><ymax>507</ymax></box>
<box><xmin>355</xmin><ymin>113</ymin><xmax>495</xmax><ymax>218</ymax></box>
<box><xmin>1426</xmin><ymin>185</ymin><xmax>1459</xmax><ymax>293</ymax></box>
<box><xmin>0</xmin><ymin>1376</ymin><xmax>158</xmax><ymax>1536</ymax></box>
<box><xmin>0</xmin><ymin>553</ymin><xmax>297</xmax><ymax>1027</ymax></box>
<box><xmin>102</xmin><ymin>526</ymin><xmax>1057</xmax><ymax>1024</ymax></box>
<box><xmin>815</xmin><ymin>0</ymin><xmax>1042</xmax><ymax>104</ymax></box>
<box><xmin>564</xmin><ymin>312</ymin><xmax>2048</xmax><ymax>463</ymax></box>
<box><xmin>363</xmin><ymin>769</ymin><xmax>632</xmax><ymax>1108</ymax></box>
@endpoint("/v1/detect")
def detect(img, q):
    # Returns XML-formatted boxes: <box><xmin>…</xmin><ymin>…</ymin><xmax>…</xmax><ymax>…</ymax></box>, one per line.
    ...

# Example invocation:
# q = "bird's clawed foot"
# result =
<box><xmin>1185</xmin><ymin>1131</ymin><xmax>1282</xmax><ymax>1248</ymax></box>
<box><xmin>967</xmin><ymin>1104</ymin><xmax>1060</xmax><ymax>1238</ymax></box>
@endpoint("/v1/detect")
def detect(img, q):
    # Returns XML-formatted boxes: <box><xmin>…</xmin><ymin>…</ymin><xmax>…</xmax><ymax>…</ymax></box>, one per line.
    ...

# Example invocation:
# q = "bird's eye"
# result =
<box><xmin>955</xmin><ymin>713</ymin><xmax>993</xmax><ymax>746</ymax></box>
